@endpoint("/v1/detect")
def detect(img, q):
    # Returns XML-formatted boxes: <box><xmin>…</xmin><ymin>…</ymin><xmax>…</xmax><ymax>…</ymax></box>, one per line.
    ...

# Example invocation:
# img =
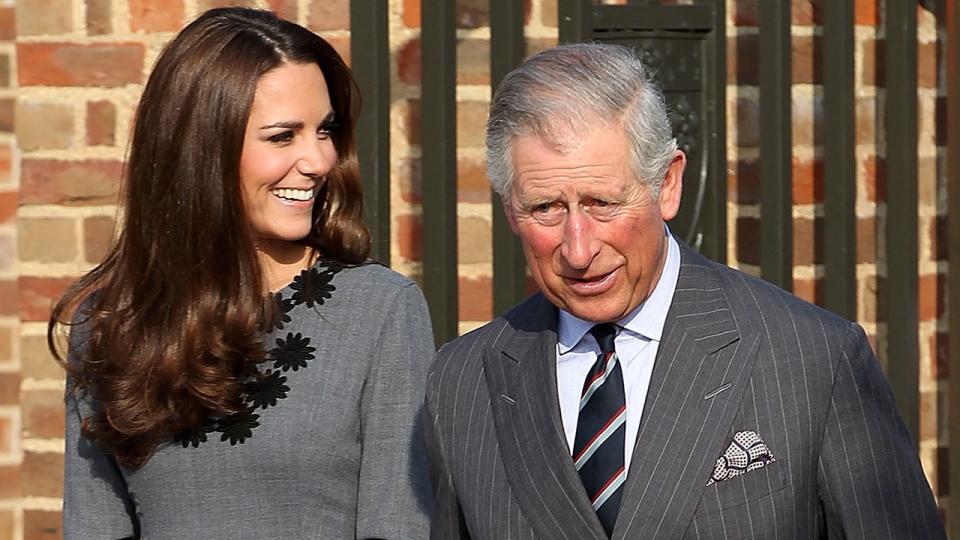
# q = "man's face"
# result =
<box><xmin>505</xmin><ymin>126</ymin><xmax>685</xmax><ymax>323</ymax></box>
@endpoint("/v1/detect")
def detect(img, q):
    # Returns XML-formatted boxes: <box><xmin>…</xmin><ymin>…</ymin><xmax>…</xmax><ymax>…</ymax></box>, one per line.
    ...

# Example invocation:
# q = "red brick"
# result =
<box><xmin>793</xmin><ymin>217</ymin><xmax>822</xmax><ymax>266</ymax></box>
<box><xmin>16</xmin><ymin>101</ymin><xmax>74</xmax><ymax>150</ymax></box>
<box><xmin>730</xmin><ymin>159</ymin><xmax>759</xmax><ymax>205</ymax></box>
<box><xmin>19</xmin><ymin>276</ymin><xmax>74</xmax><ymax>323</ymax></box>
<box><xmin>735</xmin><ymin>97</ymin><xmax>760</xmax><ymax>148</ymax></box>
<box><xmin>458</xmin><ymin>39</ymin><xmax>490</xmax><ymax>85</ymax></box>
<box><xmin>403</xmin><ymin>0</ymin><xmax>420</xmax><ymax>27</ymax></box>
<box><xmin>862</xmin><ymin>38</ymin><xmax>883</xmax><ymax>87</ymax></box>
<box><xmin>932</xmin><ymin>332</ymin><xmax>948</xmax><ymax>380</ymax></box>
<box><xmin>855</xmin><ymin>0</ymin><xmax>877</xmax><ymax>26</ymax></box>
<box><xmin>0</xmin><ymin>280</ymin><xmax>14</xmax><ymax>317</ymax></box>
<box><xmin>18</xmin><ymin>43</ymin><xmax>144</xmax><ymax>87</ymax></box>
<box><xmin>267</xmin><ymin>0</ymin><xmax>297</xmax><ymax>21</ymax></box>
<box><xmin>0</xmin><ymin>464</ymin><xmax>20</xmax><ymax>499</ymax></box>
<box><xmin>0</xmin><ymin>415</ymin><xmax>13</xmax><ymax>457</ymax></box>
<box><xmin>457</xmin><ymin>101</ymin><xmax>489</xmax><ymax>148</ymax></box>
<box><xmin>0</xmin><ymin>98</ymin><xmax>14</xmax><ymax>132</ymax></box>
<box><xmin>918</xmin><ymin>273</ymin><xmax>944</xmax><ymax>321</ymax></box>
<box><xmin>86</xmin><ymin>0</ymin><xmax>111</xmax><ymax>35</ymax></box>
<box><xmin>308</xmin><ymin>0</ymin><xmax>349</xmax><ymax>31</ymax></box>
<box><xmin>0</xmin><ymin>192</ymin><xmax>15</xmax><ymax>223</ymax></box>
<box><xmin>0</xmin><ymin>144</ymin><xmax>10</xmax><ymax>185</ymax></box>
<box><xmin>322</xmin><ymin>36</ymin><xmax>351</xmax><ymax>67</ymax></box>
<box><xmin>402</xmin><ymin>99</ymin><xmax>420</xmax><ymax>146</ymax></box>
<box><xmin>84</xmin><ymin>216</ymin><xmax>116</xmax><ymax>263</ymax></box>
<box><xmin>792</xmin><ymin>158</ymin><xmax>823</xmax><ymax>205</ymax></box>
<box><xmin>459</xmin><ymin>275</ymin><xmax>492</xmax><ymax>322</ymax></box>
<box><xmin>23</xmin><ymin>391</ymin><xmax>66</xmax><ymax>440</ymax></box>
<box><xmin>733</xmin><ymin>0</ymin><xmax>758</xmax><ymax>26</ymax></box>
<box><xmin>396</xmin><ymin>214</ymin><xmax>422</xmax><ymax>262</ymax></box>
<box><xmin>856</xmin><ymin>216</ymin><xmax>876</xmax><ymax>264</ymax></box>
<box><xmin>86</xmin><ymin>100</ymin><xmax>116</xmax><ymax>146</ymax></box>
<box><xmin>21</xmin><ymin>452</ymin><xmax>63</xmax><ymax>498</ymax></box>
<box><xmin>0</xmin><ymin>7</ymin><xmax>14</xmax><ymax>40</ymax></box>
<box><xmin>728</xmin><ymin>34</ymin><xmax>758</xmax><ymax>86</ymax></box>
<box><xmin>856</xmin><ymin>99</ymin><xmax>876</xmax><ymax>146</ymax></box>
<box><xmin>458</xmin><ymin>156</ymin><xmax>490</xmax><ymax>203</ymax></box>
<box><xmin>458</xmin><ymin>216</ymin><xmax>491</xmax><ymax>264</ymax></box>
<box><xmin>0</xmin><ymin>54</ymin><xmax>10</xmax><ymax>88</ymax></box>
<box><xmin>735</xmin><ymin>216</ymin><xmax>760</xmax><ymax>266</ymax></box>
<box><xmin>21</xmin><ymin>159</ymin><xmax>122</xmax><ymax>206</ymax></box>
<box><xmin>24</xmin><ymin>510</ymin><xmax>62</xmax><ymax>540</ymax></box>
<box><xmin>791</xmin><ymin>94</ymin><xmax>822</xmax><ymax>147</ymax></box>
<box><xmin>0</xmin><ymin>509</ymin><xmax>13</xmax><ymax>539</ymax></box>
<box><xmin>397</xmin><ymin>158</ymin><xmax>421</xmax><ymax>204</ymax></box>
<box><xmin>792</xmin><ymin>277</ymin><xmax>822</xmax><ymax>305</ymax></box>
<box><xmin>130</xmin><ymin>0</ymin><xmax>184</xmax><ymax>32</ymax></box>
<box><xmin>0</xmin><ymin>234</ymin><xmax>12</xmax><ymax>272</ymax></box>
<box><xmin>792</xmin><ymin>34</ymin><xmax>821</xmax><ymax>85</ymax></box>
<box><xmin>397</xmin><ymin>38</ymin><xmax>420</xmax><ymax>85</ymax></box>
<box><xmin>792</xmin><ymin>0</ymin><xmax>821</xmax><ymax>25</ymax></box>
<box><xmin>0</xmin><ymin>326</ymin><xmax>11</xmax><ymax>364</ymax></box>
<box><xmin>21</xmin><ymin>334</ymin><xmax>65</xmax><ymax>381</ymax></box>
<box><xmin>19</xmin><ymin>217</ymin><xmax>78</xmax><ymax>263</ymax></box>
<box><xmin>457</xmin><ymin>0</ymin><xmax>489</xmax><ymax>29</ymax></box>
<box><xmin>863</xmin><ymin>155</ymin><xmax>886</xmax><ymax>203</ymax></box>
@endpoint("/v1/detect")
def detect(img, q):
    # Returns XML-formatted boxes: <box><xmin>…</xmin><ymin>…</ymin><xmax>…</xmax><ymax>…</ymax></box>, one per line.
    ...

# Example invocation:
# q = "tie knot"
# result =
<box><xmin>589</xmin><ymin>323</ymin><xmax>618</xmax><ymax>355</ymax></box>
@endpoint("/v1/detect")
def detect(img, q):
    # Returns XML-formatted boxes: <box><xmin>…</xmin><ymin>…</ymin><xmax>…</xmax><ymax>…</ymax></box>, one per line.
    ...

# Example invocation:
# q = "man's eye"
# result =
<box><xmin>267</xmin><ymin>131</ymin><xmax>294</xmax><ymax>144</ymax></box>
<box><xmin>533</xmin><ymin>203</ymin><xmax>554</xmax><ymax>214</ymax></box>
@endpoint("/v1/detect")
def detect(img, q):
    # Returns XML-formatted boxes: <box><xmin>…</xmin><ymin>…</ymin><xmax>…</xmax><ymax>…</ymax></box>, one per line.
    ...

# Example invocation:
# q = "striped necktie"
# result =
<box><xmin>572</xmin><ymin>323</ymin><xmax>625</xmax><ymax>537</ymax></box>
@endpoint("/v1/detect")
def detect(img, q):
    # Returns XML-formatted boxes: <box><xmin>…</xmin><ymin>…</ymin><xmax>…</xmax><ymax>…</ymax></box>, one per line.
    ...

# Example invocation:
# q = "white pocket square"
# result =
<box><xmin>706</xmin><ymin>430</ymin><xmax>775</xmax><ymax>486</ymax></box>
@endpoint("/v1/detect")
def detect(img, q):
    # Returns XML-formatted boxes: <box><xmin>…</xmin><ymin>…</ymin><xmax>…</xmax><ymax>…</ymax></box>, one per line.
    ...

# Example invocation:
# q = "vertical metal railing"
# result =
<box><xmin>421</xmin><ymin>0</ymin><xmax>458</xmax><ymax>345</ymax></box>
<box><xmin>884</xmin><ymin>0</ymin><xmax>920</xmax><ymax>444</ymax></box>
<box><xmin>948</xmin><ymin>0</ymin><xmax>960</xmax><ymax>533</ymax></box>
<box><xmin>490</xmin><ymin>1</ymin><xmax>528</xmax><ymax>316</ymax></box>
<box><xmin>759</xmin><ymin>0</ymin><xmax>793</xmax><ymax>291</ymax></box>
<box><xmin>350</xmin><ymin>0</ymin><xmax>391</xmax><ymax>265</ymax></box>
<box><xmin>822</xmin><ymin>0</ymin><xmax>858</xmax><ymax>320</ymax></box>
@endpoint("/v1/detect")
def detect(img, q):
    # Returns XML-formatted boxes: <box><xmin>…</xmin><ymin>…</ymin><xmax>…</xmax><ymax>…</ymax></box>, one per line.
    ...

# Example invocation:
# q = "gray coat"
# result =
<box><xmin>64</xmin><ymin>262</ymin><xmax>434</xmax><ymax>539</ymax></box>
<box><xmin>425</xmin><ymin>245</ymin><xmax>944</xmax><ymax>539</ymax></box>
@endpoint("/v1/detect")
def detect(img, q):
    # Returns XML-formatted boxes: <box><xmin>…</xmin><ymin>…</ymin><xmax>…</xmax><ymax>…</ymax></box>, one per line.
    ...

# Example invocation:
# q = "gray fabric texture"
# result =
<box><xmin>63</xmin><ymin>262</ymin><xmax>434</xmax><ymax>539</ymax></box>
<box><xmin>425</xmin><ymin>244</ymin><xmax>944</xmax><ymax>539</ymax></box>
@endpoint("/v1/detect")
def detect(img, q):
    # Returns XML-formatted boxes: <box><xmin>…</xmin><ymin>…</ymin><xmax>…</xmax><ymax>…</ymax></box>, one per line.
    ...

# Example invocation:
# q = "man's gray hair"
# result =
<box><xmin>486</xmin><ymin>42</ymin><xmax>677</xmax><ymax>201</ymax></box>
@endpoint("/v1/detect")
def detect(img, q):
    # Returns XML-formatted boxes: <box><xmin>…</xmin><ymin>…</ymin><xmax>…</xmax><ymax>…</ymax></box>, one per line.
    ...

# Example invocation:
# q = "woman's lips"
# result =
<box><xmin>561</xmin><ymin>267</ymin><xmax>619</xmax><ymax>296</ymax></box>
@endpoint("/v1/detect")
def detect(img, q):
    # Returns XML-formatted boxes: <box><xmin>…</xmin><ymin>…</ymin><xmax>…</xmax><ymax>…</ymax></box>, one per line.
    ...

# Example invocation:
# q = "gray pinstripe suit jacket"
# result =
<box><xmin>425</xmin><ymin>245</ymin><xmax>944</xmax><ymax>539</ymax></box>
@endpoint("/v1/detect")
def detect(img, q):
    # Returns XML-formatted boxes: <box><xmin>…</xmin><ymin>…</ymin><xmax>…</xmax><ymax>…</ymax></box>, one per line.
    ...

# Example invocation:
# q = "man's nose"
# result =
<box><xmin>559</xmin><ymin>209</ymin><xmax>598</xmax><ymax>270</ymax></box>
<box><xmin>296</xmin><ymin>139</ymin><xmax>336</xmax><ymax>178</ymax></box>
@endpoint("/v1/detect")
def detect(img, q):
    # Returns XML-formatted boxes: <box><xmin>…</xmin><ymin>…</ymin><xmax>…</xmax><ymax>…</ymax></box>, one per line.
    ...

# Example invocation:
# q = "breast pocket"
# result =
<box><xmin>694</xmin><ymin>459</ymin><xmax>790</xmax><ymax>516</ymax></box>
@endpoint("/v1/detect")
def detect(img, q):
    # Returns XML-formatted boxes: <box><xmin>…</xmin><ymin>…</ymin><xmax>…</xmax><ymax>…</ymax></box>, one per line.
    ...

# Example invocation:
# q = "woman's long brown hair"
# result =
<box><xmin>48</xmin><ymin>7</ymin><xmax>370</xmax><ymax>469</ymax></box>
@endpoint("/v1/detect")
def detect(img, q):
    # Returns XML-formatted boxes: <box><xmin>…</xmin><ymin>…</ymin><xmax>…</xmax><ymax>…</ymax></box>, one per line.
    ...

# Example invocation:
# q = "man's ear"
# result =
<box><xmin>501</xmin><ymin>196</ymin><xmax>520</xmax><ymax>235</ymax></box>
<box><xmin>658</xmin><ymin>150</ymin><xmax>686</xmax><ymax>221</ymax></box>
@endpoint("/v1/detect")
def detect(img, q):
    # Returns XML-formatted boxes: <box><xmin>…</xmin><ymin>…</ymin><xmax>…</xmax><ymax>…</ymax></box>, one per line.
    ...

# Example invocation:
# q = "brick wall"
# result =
<box><xmin>3</xmin><ymin>0</ymin><xmax>951</xmax><ymax>538</ymax></box>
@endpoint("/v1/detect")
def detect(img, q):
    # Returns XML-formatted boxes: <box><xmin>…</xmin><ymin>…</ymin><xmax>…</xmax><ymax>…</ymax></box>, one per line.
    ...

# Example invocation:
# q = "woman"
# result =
<box><xmin>49</xmin><ymin>8</ymin><xmax>434</xmax><ymax>538</ymax></box>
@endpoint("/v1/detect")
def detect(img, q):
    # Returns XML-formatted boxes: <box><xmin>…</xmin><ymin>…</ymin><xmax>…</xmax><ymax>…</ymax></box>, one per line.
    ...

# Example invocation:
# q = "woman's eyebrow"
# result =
<box><xmin>259</xmin><ymin>120</ymin><xmax>304</xmax><ymax>130</ymax></box>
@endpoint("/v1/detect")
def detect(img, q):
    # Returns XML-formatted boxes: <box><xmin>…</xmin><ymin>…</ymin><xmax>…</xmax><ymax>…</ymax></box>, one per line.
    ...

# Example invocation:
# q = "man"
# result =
<box><xmin>424</xmin><ymin>43</ymin><xmax>944</xmax><ymax>539</ymax></box>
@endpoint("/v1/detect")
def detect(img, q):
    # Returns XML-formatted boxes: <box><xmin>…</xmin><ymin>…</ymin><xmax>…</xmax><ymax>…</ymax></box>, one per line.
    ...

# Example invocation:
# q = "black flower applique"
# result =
<box><xmin>289</xmin><ymin>265</ymin><xmax>339</xmax><ymax>308</ymax></box>
<box><xmin>271</xmin><ymin>332</ymin><xmax>316</xmax><ymax>372</ymax></box>
<box><xmin>273</xmin><ymin>293</ymin><xmax>295</xmax><ymax>330</ymax></box>
<box><xmin>245</xmin><ymin>370</ymin><xmax>290</xmax><ymax>410</ymax></box>
<box><xmin>174</xmin><ymin>258</ymin><xmax>342</xmax><ymax>449</ymax></box>
<box><xmin>218</xmin><ymin>409</ymin><xmax>260</xmax><ymax>445</ymax></box>
<box><xmin>174</xmin><ymin>417</ymin><xmax>217</xmax><ymax>448</ymax></box>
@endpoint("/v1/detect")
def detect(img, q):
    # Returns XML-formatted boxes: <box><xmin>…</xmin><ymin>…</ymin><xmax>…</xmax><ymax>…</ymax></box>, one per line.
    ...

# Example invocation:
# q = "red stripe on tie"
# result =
<box><xmin>572</xmin><ymin>404</ymin><xmax>626</xmax><ymax>462</ymax></box>
<box><xmin>591</xmin><ymin>465</ymin><xmax>626</xmax><ymax>504</ymax></box>
<box><xmin>580</xmin><ymin>351</ymin><xmax>614</xmax><ymax>398</ymax></box>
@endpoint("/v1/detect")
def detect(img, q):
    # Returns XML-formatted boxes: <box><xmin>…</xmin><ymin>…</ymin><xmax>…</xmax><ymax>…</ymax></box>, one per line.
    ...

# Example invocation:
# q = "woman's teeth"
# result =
<box><xmin>271</xmin><ymin>188</ymin><xmax>313</xmax><ymax>201</ymax></box>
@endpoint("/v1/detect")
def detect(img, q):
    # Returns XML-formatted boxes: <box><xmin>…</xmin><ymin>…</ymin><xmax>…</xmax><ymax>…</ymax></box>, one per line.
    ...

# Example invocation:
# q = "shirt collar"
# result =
<box><xmin>557</xmin><ymin>229</ymin><xmax>680</xmax><ymax>354</ymax></box>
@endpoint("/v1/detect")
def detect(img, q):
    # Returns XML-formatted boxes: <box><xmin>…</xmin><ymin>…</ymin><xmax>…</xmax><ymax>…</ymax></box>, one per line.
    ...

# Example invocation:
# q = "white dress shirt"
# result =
<box><xmin>556</xmin><ymin>232</ymin><xmax>680</xmax><ymax>472</ymax></box>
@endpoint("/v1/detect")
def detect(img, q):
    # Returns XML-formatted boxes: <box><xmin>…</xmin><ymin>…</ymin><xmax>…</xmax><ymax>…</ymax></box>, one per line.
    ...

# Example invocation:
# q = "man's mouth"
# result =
<box><xmin>562</xmin><ymin>268</ymin><xmax>619</xmax><ymax>295</ymax></box>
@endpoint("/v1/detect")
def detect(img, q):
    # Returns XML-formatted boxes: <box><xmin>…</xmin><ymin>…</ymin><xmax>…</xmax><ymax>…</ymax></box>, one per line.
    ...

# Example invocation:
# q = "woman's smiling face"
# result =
<box><xmin>239</xmin><ymin>61</ymin><xmax>338</xmax><ymax>245</ymax></box>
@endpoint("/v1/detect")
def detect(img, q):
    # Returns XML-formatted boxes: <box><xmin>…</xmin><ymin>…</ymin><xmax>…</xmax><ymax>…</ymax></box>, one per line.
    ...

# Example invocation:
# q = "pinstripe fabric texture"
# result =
<box><xmin>425</xmin><ymin>244</ymin><xmax>944</xmax><ymax>539</ymax></box>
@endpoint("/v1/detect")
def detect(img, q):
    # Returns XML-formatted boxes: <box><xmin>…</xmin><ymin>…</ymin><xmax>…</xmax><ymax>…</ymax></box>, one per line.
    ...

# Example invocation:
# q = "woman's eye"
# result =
<box><xmin>318</xmin><ymin>121</ymin><xmax>339</xmax><ymax>141</ymax></box>
<box><xmin>267</xmin><ymin>131</ymin><xmax>294</xmax><ymax>144</ymax></box>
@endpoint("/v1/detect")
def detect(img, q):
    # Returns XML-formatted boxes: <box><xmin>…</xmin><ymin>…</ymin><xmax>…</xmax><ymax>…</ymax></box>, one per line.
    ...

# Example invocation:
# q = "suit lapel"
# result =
<box><xmin>614</xmin><ymin>247</ymin><xmax>762</xmax><ymax>539</ymax></box>
<box><xmin>483</xmin><ymin>295</ymin><xmax>608</xmax><ymax>540</ymax></box>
